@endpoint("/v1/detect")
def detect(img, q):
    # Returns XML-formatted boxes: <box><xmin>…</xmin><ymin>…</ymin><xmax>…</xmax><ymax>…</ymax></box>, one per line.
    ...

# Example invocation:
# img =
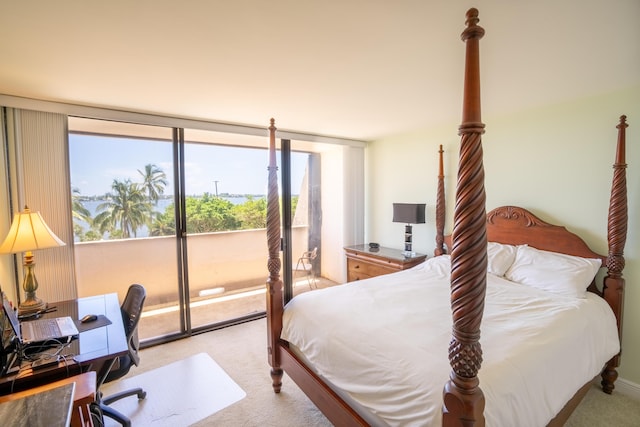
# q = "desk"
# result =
<box><xmin>0</xmin><ymin>293</ymin><xmax>127</xmax><ymax>395</ymax></box>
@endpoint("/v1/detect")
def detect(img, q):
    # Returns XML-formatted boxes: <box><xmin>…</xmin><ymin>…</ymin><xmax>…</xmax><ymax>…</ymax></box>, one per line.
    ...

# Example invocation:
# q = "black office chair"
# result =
<box><xmin>96</xmin><ymin>284</ymin><xmax>147</xmax><ymax>427</ymax></box>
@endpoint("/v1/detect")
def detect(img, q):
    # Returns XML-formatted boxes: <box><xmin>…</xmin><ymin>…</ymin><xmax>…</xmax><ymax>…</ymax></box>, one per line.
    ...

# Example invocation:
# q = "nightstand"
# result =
<box><xmin>344</xmin><ymin>244</ymin><xmax>427</xmax><ymax>282</ymax></box>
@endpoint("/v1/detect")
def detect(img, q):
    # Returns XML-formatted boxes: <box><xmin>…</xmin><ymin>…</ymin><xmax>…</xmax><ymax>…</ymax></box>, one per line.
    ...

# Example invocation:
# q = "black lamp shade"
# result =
<box><xmin>392</xmin><ymin>203</ymin><xmax>426</xmax><ymax>224</ymax></box>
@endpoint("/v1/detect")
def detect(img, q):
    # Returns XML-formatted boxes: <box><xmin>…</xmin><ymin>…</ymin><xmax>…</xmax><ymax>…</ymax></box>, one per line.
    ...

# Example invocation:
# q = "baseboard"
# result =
<box><xmin>616</xmin><ymin>377</ymin><xmax>640</xmax><ymax>400</ymax></box>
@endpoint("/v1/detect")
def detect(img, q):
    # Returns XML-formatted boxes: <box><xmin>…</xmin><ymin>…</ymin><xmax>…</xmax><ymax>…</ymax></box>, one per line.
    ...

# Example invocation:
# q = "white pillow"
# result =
<box><xmin>487</xmin><ymin>242</ymin><xmax>517</xmax><ymax>276</ymax></box>
<box><xmin>504</xmin><ymin>245</ymin><xmax>601</xmax><ymax>298</ymax></box>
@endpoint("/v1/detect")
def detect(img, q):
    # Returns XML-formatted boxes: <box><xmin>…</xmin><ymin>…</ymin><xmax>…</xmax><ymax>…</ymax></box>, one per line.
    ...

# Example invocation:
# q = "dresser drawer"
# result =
<box><xmin>347</xmin><ymin>259</ymin><xmax>398</xmax><ymax>281</ymax></box>
<box><xmin>345</xmin><ymin>244</ymin><xmax>427</xmax><ymax>283</ymax></box>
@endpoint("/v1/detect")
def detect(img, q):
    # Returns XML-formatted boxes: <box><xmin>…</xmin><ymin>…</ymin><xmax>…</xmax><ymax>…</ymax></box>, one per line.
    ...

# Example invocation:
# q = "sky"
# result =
<box><xmin>69</xmin><ymin>134</ymin><xmax>307</xmax><ymax>197</ymax></box>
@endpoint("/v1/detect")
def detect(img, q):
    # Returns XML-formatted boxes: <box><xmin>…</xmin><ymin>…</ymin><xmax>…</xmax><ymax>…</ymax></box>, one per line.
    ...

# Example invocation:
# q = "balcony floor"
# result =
<box><xmin>138</xmin><ymin>276</ymin><xmax>339</xmax><ymax>341</ymax></box>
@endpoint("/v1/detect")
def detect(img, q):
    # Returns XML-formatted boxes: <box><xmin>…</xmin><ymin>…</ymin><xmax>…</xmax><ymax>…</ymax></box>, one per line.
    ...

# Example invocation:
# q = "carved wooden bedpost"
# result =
<box><xmin>435</xmin><ymin>144</ymin><xmax>446</xmax><ymax>256</ymax></box>
<box><xmin>601</xmin><ymin>115</ymin><xmax>628</xmax><ymax>394</ymax></box>
<box><xmin>266</xmin><ymin>118</ymin><xmax>284</xmax><ymax>393</ymax></box>
<box><xmin>443</xmin><ymin>9</ymin><xmax>487</xmax><ymax>426</ymax></box>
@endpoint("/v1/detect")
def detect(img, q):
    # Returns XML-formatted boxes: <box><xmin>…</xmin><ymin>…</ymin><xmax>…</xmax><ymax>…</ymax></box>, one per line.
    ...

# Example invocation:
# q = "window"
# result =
<box><xmin>68</xmin><ymin>117</ymin><xmax>351</xmax><ymax>343</ymax></box>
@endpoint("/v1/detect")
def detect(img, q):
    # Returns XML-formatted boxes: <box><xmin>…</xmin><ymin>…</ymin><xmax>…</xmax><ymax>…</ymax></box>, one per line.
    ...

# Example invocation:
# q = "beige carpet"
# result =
<box><xmin>103</xmin><ymin>318</ymin><xmax>640</xmax><ymax>426</ymax></box>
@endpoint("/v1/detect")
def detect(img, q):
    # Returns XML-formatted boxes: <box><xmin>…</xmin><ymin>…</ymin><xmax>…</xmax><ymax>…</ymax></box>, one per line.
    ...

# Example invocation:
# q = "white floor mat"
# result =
<box><xmin>102</xmin><ymin>352</ymin><xmax>245</xmax><ymax>426</ymax></box>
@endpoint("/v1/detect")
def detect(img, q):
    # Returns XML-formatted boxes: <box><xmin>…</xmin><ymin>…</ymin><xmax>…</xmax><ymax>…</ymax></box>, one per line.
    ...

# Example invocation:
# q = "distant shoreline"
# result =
<box><xmin>76</xmin><ymin>193</ymin><xmax>267</xmax><ymax>201</ymax></box>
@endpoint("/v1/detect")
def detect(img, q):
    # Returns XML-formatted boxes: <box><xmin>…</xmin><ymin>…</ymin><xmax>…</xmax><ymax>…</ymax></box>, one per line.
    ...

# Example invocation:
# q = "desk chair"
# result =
<box><xmin>96</xmin><ymin>284</ymin><xmax>146</xmax><ymax>427</ymax></box>
<box><xmin>294</xmin><ymin>247</ymin><xmax>318</xmax><ymax>289</ymax></box>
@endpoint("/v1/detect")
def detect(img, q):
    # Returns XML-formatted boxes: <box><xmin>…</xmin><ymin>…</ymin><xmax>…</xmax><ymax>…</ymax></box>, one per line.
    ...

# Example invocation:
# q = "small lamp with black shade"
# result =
<box><xmin>392</xmin><ymin>203</ymin><xmax>426</xmax><ymax>258</ymax></box>
<box><xmin>0</xmin><ymin>206</ymin><xmax>65</xmax><ymax>315</ymax></box>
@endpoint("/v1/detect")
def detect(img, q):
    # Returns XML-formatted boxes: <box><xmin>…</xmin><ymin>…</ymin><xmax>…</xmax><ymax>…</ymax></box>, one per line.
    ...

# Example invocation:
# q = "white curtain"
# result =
<box><xmin>0</xmin><ymin>108</ymin><xmax>18</xmax><ymax>304</ymax></box>
<box><xmin>3</xmin><ymin>108</ymin><xmax>77</xmax><ymax>303</ymax></box>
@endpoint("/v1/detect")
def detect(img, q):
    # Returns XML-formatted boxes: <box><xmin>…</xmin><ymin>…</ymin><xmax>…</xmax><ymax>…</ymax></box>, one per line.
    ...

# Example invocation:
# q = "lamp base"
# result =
<box><xmin>18</xmin><ymin>296</ymin><xmax>46</xmax><ymax>315</ymax></box>
<box><xmin>19</xmin><ymin>259</ymin><xmax>47</xmax><ymax>315</ymax></box>
<box><xmin>402</xmin><ymin>250</ymin><xmax>417</xmax><ymax>258</ymax></box>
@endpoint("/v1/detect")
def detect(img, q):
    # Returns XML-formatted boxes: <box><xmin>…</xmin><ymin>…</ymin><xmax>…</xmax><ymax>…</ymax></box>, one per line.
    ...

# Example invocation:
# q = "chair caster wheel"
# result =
<box><xmin>138</xmin><ymin>391</ymin><xmax>147</xmax><ymax>400</ymax></box>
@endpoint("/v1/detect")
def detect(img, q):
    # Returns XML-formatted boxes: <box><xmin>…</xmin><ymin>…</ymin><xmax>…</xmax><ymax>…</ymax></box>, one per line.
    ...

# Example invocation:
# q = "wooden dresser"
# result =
<box><xmin>344</xmin><ymin>244</ymin><xmax>427</xmax><ymax>282</ymax></box>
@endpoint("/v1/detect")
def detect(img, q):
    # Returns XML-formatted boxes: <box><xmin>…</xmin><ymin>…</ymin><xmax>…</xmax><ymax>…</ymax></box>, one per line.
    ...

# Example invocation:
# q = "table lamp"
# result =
<box><xmin>0</xmin><ymin>206</ymin><xmax>66</xmax><ymax>314</ymax></box>
<box><xmin>392</xmin><ymin>203</ymin><xmax>426</xmax><ymax>257</ymax></box>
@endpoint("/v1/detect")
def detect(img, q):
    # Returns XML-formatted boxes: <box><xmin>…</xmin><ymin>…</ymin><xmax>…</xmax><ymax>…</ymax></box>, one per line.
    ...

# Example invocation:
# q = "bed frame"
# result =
<box><xmin>265</xmin><ymin>8</ymin><xmax>628</xmax><ymax>426</ymax></box>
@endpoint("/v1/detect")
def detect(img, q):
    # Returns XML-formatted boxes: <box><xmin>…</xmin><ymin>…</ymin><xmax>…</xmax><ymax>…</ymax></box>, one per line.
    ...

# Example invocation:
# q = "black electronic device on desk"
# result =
<box><xmin>80</xmin><ymin>314</ymin><xmax>98</xmax><ymax>324</ymax></box>
<box><xmin>0</xmin><ymin>292</ymin><xmax>127</xmax><ymax>395</ymax></box>
<box><xmin>1</xmin><ymin>292</ymin><xmax>79</xmax><ymax>380</ymax></box>
<box><xmin>2</xmin><ymin>294</ymin><xmax>78</xmax><ymax>346</ymax></box>
<box><xmin>368</xmin><ymin>242</ymin><xmax>380</xmax><ymax>252</ymax></box>
<box><xmin>16</xmin><ymin>304</ymin><xmax>58</xmax><ymax>321</ymax></box>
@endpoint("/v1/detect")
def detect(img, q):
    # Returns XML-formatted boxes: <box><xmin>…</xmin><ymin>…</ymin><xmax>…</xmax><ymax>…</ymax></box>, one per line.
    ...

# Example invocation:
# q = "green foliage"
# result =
<box><xmin>185</xmin><ymin>193</ymin><xmax>240</xmax><ymax>233</ymax></box>
<box><xmin>290</xmin><ymin>195</ymin><xmax>299</xmax><ymax>218</ymax></box>
<box><xmin>149</xmin><ymin>208</ymin><xmax>176</xmax><ymax>236</ymax></box>
<box><xmin>149</xmin><ymin>194</ymin><xmax>270</xmax><ymax>236</ymax></box>
<box><xmin>72</xmin><ymin>163</ymin><xmax>297</xmax><ymax>240</ymax></box>
<box><xmin>233</xmin><ymin>196</ymin><xmax>267</xmax><ymax>229</ymax></box>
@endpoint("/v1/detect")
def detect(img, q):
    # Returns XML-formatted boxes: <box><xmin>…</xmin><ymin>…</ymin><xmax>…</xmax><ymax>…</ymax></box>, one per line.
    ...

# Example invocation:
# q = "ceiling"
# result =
<box><xmin>1</xmin><ymin>1</ymin><xmax>638</xmax><ymax>142</ymax></box>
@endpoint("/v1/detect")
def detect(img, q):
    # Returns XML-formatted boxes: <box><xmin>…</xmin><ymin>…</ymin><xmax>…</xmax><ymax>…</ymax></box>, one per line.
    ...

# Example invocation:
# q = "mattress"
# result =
<box><xmin>281</xmin><ymin>255</ymin><xmax>619</xmax><ymax>426</ymax></box>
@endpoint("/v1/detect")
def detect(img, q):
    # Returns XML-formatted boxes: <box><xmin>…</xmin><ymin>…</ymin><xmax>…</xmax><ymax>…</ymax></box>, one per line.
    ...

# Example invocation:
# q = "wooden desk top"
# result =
<box><xmin>65</xmin><ymin>293</ymin><xmax>128</xmax><ymax>364</ymax></box>
<box><xmin>0</xmin><ymin>293</ymin><xmax>127</xmax><ymax>395</ymax></box>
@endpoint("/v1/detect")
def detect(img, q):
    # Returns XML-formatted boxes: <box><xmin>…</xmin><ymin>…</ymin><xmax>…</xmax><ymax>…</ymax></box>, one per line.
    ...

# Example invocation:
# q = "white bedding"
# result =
<box><xmin>281</xmin><ymin>255</ymin><xmax>620</xmax><ymax>426</ymax></box>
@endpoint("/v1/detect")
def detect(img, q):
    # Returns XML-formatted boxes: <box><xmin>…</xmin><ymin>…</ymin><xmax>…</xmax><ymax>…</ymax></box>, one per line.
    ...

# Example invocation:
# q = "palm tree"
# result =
<box><xmin>71</xmin><ymin>187</ymin><xmax>94</xmax><ymax>240</ymax></box>
<box><xmin>138</xmin><ymin>163</ymin><xmax>168</xmax><ymax>225</ymax></box>
<box><xmin>71</xmin><ymin>187</ymin><xmax>92</xmax><ymax>225</ymax></box>
<box><xmin>94</xmin><ymin>179</ymin><xmax>151</xmax><ymax>238</ymax></box>
<box><xmin>138</xmin><ymin>163</ymin><xmax>168</xmax><ymax>203</ymax></box>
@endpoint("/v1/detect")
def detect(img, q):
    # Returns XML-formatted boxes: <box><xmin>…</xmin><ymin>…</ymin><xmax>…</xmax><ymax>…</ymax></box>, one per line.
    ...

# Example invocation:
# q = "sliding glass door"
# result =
<box><xmin>68</xmin><ymin>117</ymin><xmax>182</xmax><ymax>341</ymax></box>
<box><xmin>182</xmin><ymin>129</ymin><xmax>314</xmax><ymax>329</ymax></box>
<box><xmin>68</xmin><ymin>118</ymin><xmax>333</xmax><ymax>343</ymax></box>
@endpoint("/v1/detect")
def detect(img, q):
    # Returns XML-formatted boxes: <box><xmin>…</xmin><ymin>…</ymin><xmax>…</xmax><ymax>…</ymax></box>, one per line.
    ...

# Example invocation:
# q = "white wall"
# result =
<box><xmin>320</xmin><ymin>144</ymin><xmax>365</xmax><ymax>284</ymax></box>
<box><xmin>74</xmin><ymin>226</ymin><xmax>310</xmax><ymax>305</ymax></box>
<box><xmin>366</xmin><ymin>86</ymin><xmax>640</xmax><ymax>386</ymax></box>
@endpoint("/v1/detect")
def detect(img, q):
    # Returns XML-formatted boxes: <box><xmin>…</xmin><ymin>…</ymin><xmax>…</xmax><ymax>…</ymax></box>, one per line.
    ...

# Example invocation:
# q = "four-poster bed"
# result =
<box><xmin>265</xmin><ymin>8</ymin><xmax>628</xmax><ymax>427</ymax></box>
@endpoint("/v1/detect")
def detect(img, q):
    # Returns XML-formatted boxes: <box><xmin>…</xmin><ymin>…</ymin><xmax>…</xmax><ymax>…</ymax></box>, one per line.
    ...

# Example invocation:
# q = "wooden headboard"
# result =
<box><xmin>444</xmin><ymin>206</ymin><xmax>606</xmax><ymax>264</ymax></box>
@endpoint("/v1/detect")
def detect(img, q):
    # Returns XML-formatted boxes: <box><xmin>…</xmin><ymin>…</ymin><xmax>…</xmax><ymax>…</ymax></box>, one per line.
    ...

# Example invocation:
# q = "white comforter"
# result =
<box><xmin>281</xmin><ymin>255</ymin><xmax>619</xmax><ymax>426</ymax></box>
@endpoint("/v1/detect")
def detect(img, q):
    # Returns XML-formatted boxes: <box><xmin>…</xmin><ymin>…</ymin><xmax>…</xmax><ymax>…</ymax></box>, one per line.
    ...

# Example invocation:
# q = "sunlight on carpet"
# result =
<box><xmin>102</xmin><ymin>352</ymin><xmax>245</xmax><ymax>426</ymax></box>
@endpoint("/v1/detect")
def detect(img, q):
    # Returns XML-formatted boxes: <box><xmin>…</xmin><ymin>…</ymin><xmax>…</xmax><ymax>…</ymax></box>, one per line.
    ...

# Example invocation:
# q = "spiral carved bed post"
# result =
<box><xmin>442</xmin><ymin>9</ymin><xmax>487</xmax><ymax>426</ymax></box>
<box><xmin>266</xmin><ymin>118</ymin><xmax>284</xmax><ymax>393</ymax></box>
<box><xmin>434</xmin><ymin>145</ymin><xmax>446</xmax><ymax>256</ymax></box>
<box><xmin>601</xmin><ymin>115</ymin><xmax>628</xmax><ymax>394</ymax></box>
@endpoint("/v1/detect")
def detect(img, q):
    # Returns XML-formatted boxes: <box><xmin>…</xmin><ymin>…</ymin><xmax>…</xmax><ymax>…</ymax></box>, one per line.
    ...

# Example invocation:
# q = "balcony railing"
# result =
<box><xmin>74</xmin><ymin>226</ymin><xmax>311</xmax><ymax>339</ymax></box>
<box><xmin>74</xmin><ymin>226</ymin><xmax>309</xmax><ymax>303</ymax></box>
